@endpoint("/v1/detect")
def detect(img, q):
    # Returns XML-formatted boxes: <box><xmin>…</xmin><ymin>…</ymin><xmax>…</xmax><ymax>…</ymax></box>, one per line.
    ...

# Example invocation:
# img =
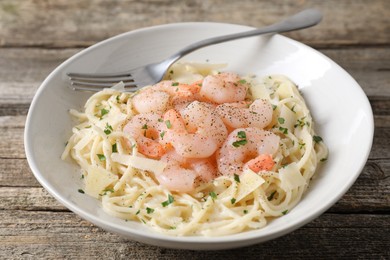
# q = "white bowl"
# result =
<box><xmin>25</xmin><ymin>22</ymin><xmax>374</xmax><ymax>250</ymax></box>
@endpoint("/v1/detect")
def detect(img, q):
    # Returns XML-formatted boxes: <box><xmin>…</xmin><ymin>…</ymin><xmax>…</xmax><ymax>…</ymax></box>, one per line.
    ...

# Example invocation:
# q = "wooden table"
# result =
<box><xmin>1</xmin><ymin>0</ymin><xmax>389</xmax><ymax>258</ymax></box>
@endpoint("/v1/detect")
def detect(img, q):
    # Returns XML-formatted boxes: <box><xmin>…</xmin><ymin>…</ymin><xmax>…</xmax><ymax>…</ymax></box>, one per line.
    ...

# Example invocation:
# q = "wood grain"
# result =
<box><xmin>0</xmin><ymin>211</ymin><xmax>388</xmax><ymax>258</ymax></box>
<box><xmin>0</xmin><ymin>0</ymin><xmax>389</xmax><ymax>48</ymax></box>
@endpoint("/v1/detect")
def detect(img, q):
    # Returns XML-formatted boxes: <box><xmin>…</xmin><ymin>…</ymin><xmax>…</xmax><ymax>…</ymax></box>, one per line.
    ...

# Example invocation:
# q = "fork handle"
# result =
<box><xmin>158</xmin><ymin>8</ymin><xmax>322</xmax><ymax>69</ymax></box>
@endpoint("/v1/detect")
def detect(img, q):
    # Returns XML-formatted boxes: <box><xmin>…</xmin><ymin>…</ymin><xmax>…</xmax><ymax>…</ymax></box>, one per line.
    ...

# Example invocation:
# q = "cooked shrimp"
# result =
<box><xmin>217</xmin><ymin>127</ymin><xmax>280</xmax><ymax>176</ymax></box>
<box><xmin>132</xmin><ymin>80</ymin><xmax>201</xmax><ymax>114</ymax></box>
<box><xmin>180</xmin><ymin>101</ymin><xmax>227</xmax><ymax>146</ymax></box>
<box><xmin>245</xmin><ymin>154</ymin><xmax>275</xmax><ymax>172</ymax></box>
<box><xmin>161</xmin><ymin>105</ymin><xmax>225</xmax><ymax>158</ymax></box>
<box><xmin>123</xmin><ymin>113</ymin><xmax>165</xmax><ymax>158</ymax></box>
<box><xmin>151</xmin><ymin>80</ymin><xmax>201</xmax><ymax>104</ymax></box>
<box><xmin>200</xmin><ymin>72</ymin><xmax>248</xmax><ymax>104</ymax></box>
<box><xmin>157</xmin><ymin>151</ymin><xmax>217</xmax><ymax>192</ymax></box>
<box><xmin>132</xmin><ymin>88</ymin><xmax>171</xmax><ymax>114</ymax></box>
<box><xmin>215</xmin><ymin>99</ymin><xmax>273</xmax><ymax>129</ymax></box>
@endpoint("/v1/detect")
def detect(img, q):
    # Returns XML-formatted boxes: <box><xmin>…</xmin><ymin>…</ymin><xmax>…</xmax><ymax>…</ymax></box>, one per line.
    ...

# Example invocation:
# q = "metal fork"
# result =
<box><xmin>67</xmin><ymin>8</ymin><xmax>322</xmax><ymax>92</ymax></box>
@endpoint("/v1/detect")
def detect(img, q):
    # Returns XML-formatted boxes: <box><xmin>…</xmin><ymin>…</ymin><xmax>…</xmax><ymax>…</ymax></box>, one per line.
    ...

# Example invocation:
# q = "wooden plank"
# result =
<box><xmin>329</xmin><ymin>159</ymin><xmax>390</xmax><ymax>212</ymax></box>
<box><xmin>0</xmin><ymin>210</ymin><xmax>388</xmax><ymax>258</ymax></box>
<box><xmin>0</xmin><ymin>48</ymin><xmax>80</xmax><ymax>106</ymax></box>
<box><xmin>0</xmin><ymin>0</ymin><xmax>389</xmax><ymax>48</ymax></box>
<box><xmin>0</xmin><ymin>158</ymin><xmax>39</xmax><ymax>187</ymax></box>
<box><xmin>0</xmin><ymin>187</ymin><xmax>66</xmax><ymax>211</ymax></box>
<box><xmin>0</xmin><ymin>126</ymin><xmax>24</xmax><ymax>158</ymax></box>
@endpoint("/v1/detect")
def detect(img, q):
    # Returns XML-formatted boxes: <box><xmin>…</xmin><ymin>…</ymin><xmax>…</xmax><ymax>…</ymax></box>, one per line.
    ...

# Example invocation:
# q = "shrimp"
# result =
<box><xmin>132</xmin><ymin>88</ymin><xmax>171</xmax><ymax>114</ymax></box>
<box><xmin>215</xmin><ymin>99</ymin><xmax>273</xmax><ymax>129</ymax></box>
<box><xmin>180</xmin><ymin>101</ymin><xmax>227</xmax><ymax>146</ymax></box>
<box><xmin>217</xmin><ymin>127</ymin><xmax>280</xmax><ymax>176</ymax></box>
<box><xmin>161</xmin><ymin>101</ymin><xmax>228</xmax><ymax>158</ymax></box>
<box><xmin>151</xmin><ymin>80</ymin><xmax>200</xmax><ymax>99</ymax></box>
<box><xmin>157</xmin><ymin>150</ymin><xmax>217</xmax><ymax>192</ymax></box>
<box><xmin>199</xmin><ymin>72</ymin><xmax>248</xmax><ymax>104</ymax></box>
<box><xmin>131</xmin><ymin>80</ymin><xmax>201</xmax><ymax>114</ymax></box>
<box><xmin>123</xmin><ymin>113</ymin><xmax>165</xmax><ymax>158</ymax></box>
<box><xmin>245</xmin><ymin>154</ymin><xmax>275</xmax><ymax>173</ymax></box>
<box><xmin>161</xmin><ymin>109</ymin><xmax>218</xmax><ymax>158</ymax></box>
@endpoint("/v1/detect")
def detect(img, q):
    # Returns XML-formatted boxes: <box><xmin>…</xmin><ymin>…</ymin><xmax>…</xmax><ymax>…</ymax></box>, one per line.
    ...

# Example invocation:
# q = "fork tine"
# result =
<box><xmin>68</xmin><ymin>75</ymin><xmax>134</xmax><ymax>83</ymax></box>
<box><xmin>67</xmin><ymin>71</ymin><xmax>133</xmax><ymax>79</ymax></box>
<box><xmin>70</xmin><ymin>85</ymin><xmax>110</xmax><ymax>92</ymax></box>
<box><xmin>68</xmin><ymin>76</ymin><xmax>135</xmax><ymax>84</ymax></box>
<box><xmin>70</xmin><ymin>80</ymin><xmax>138</xmax><ymax>88</ymax></box>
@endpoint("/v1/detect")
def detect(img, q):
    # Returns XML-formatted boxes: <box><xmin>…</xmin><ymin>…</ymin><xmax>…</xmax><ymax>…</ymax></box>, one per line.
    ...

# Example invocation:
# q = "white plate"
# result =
<box><xmin>25</xmin><ymin>22</ymin><xmax>374</xmax><ymax>250</ymax></box>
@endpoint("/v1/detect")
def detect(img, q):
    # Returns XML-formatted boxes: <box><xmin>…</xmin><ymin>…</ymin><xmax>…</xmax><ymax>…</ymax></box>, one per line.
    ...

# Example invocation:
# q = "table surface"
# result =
<box><xmin>1</xmin><ymin>0</ymin><xmax>389</xmax><ymax>259</ymax></box>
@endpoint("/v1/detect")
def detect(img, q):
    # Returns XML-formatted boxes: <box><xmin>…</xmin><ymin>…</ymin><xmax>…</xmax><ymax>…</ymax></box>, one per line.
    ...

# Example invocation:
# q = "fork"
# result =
<box><xmin>67</xmin><ymin>8</ymin><xmax>322</xmax><ymax>92</ymax></box>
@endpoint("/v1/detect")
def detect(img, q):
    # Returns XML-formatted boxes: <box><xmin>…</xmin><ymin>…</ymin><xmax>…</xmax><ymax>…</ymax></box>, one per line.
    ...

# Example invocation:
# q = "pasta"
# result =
<box><xmin>62</xmin><ymin>62</ymin><xmax>328</xmax><ymax>236</ymax></box>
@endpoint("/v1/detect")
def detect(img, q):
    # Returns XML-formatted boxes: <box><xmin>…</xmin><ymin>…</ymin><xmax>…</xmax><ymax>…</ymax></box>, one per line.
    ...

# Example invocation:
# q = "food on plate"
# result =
<box><xmin>62</xmin><ymin>62</ymin><xmax>328</xmax><ymax>236</ymax></box>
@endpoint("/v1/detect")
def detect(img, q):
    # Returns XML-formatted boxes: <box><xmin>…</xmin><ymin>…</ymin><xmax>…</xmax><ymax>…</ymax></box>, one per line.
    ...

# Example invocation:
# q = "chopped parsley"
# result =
<box><xmin>141</xmin><ymin>124</ymin><xmax>148</xmax><ymax>129</ymax></box>
<box><xmin>313</xmin><ymin>135</ymin><xmax>323</xmax><ymax>143</ymax></box>
<box><xmin>278</xmin><ymin>117</ymin><xmax>285</xmax><ymax>124</ymax></box>
<box><xmin>162</xmin><ymin>194</ymin><xmax>174</xmax><ymax>207</ymax></box>
<box><xmin>282</xmin><ymin>210</ymin><xmax>288</xmax><ymax>215</ymax></box>
<box><xmin>160</xmin><ymin>131</ymin><xmax>165</xmax><ymax>139</ymax></box>
<box><xmin>238</xmin><ymin>79</ymin><xmax>247</xmax><ymax>84</ymax></box>
<box><xmin>146</xmin><ymin>207</ymin><xmax>154</xmax><ymax>214</ymax></box>
<box><xmin>232</xmin><ymin>139</ymin><xmax>247</xmax><ymax>147</ymax></box>
<box><xmin>234</xmin><ymin>174</ymin><xmax>240</xmax><ymax>183</ymax></box>
<box><xmin>298</xmin><ymin>141</ymin><xmax>306</xmax><ymax>150</ymax></box>
<box><xmin>279</xmin><ymin>126</ymin><xmax>288</xmax><ymax>135</ymax></box>
<box><xmin>232</xmin><ymin>131</ymin><xmax>247</xmax><ymax>147</ymax></box>
<box><xmin>237</xmin><ymin>131</ymin><xmax>246</xmax><ymax>139</ymax></box>
<box><xmin>230</xmin><ymin>198</ymin><xmax>236</xmax><ymax>204</ymax></box>
<box><xmin>100</xmin><ymin>188</ymin><xmax>114</xmax><ymax>196</ymax></box>
<box><xmin>294</xmin><ymin>117</ymin><xmax>307</xmax><ymax>128</ymax></box>
<box><xmin>272</xmin><ymin>104</ymin><xmax>277</xmax><ymax>110</ymax></box>
<box><xmin>267</xmin><ymin>190</ymin><xmax>277</xmax><ymax>201</ymax></box>
<box><xmin>209</xmin><ymin>191</ymin><xmax>217</xmax><ymax>200</ymax></box>
<box><xmin>78</xmin><ymin>189</ymin><xmax>85</xmax><ymax>194</ymax></box>
<box><xmin>171</xmin><ymin>82</ymin><xmax>179</xmax><ymax>86</ymax></box>
<box><xmin>165</xmin><ymin>120</ymin><xmax>172</xmax><ymax>129</ymax></box>
<box><xmin>100</xmin><ymin>108</ymin><xmax>109</xmax><ymax>117</ymax></box>
<box><xmin>112</xmin><ymin>143</ymin><xmax>117</xmax><ymax>153</ymax></box>
<box><xmin>104</xmin><ymin>123</ymin><xmax>113</xmax><ymax>135</ymax></box>
<box><xmin>136</xmin><ymin>210</ymin><xmax>140</xmax><ymax>215</ymax></box>
<box><xmin>243</xmin><ymin>210</ymin><xmax>248</xmax><ymax>214</ymax></box>
<box><xmin>97</xmin><ymin>154</ymin><xmax>106</xmax><ymax>161</ymax></box>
